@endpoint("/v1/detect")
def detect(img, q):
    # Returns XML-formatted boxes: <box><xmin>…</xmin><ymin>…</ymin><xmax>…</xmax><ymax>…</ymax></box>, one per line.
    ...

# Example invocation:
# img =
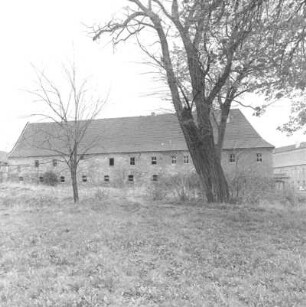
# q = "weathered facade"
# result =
<box><xmin>273</xmin><ymin>143</ymin><xmax>306</xmax><ymax>190</ymax></box>
<box><xmin>0</xmin><ymin>151</ymin><xmax>8</xmax><ymax>182</ymax></box>
<box><xmin>8</xmin><ymin>109</ymin><xmax>274</xmax><ymax>185</ymax></box>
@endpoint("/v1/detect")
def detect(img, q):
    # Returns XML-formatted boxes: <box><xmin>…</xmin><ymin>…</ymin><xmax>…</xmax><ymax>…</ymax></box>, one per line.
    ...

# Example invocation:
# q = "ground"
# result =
<box><xmin>0</xmin><ymin>184</ymin><xmax>306</xmax><ymax>306</ymax></box>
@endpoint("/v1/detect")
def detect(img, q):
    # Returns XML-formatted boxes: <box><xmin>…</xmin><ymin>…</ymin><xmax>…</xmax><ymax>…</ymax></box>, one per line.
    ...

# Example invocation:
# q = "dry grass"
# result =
<box><xmin>0</xmin><ymin>183</ymin><xmax>306</xmax><ymax>306</ymax></box>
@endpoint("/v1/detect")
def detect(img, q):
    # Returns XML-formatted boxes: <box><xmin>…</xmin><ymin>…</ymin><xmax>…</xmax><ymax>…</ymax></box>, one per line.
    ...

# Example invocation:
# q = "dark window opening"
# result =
<box><xmin>184</xmin><ymin>155</ymin><xmax>189</xmax><ymax>164</ymax></box>
<box><xmin>80</xmin><ymin>154</ymin><xmax>84</xmax><ymax>160</ymax></box>
<box><xmin>39</xmin><ymin>176</ymin><xmax>44</xmax><ymax>183</ymax></box>
<box><xmin>34</xmin><ymin>160</ymin><xmax>39</xmax><ymax>168</ymax></box>
<box><xmin>82</xmin><ymin>175</ymin><xmax>87</xmax><ymax>182</ymax></box>
<box><xmin>109</xmin><ymin>158</ymin><xmax>114</xmax><ymax>166</ymax></box>
<box><xmin>171</xmin><ymin>156</ymin><xmax>176</xmax><ymax>164</ymax></box>
<box><xmin>130</xmin><ymin>157</ymin><xmax>135</xmax><ymax>165</ymax></box>
<box><xmin>104</xmin><ymin>175</ymin><xmax>109</xmax><ymax>182</ymax></box>
<box><xmin>151</xmin><ymin>156</ymin><xmax>157</xmax><ymax>165</ymax></box>
<box><xmin>229</xmin><ymin>154</ymin><xmax>236</xmax><ymax>163</ymax></box>
<box><xmin>152</xmin><ymin>175</ymin><xmax>158</xmax><ymax>182</ymax></box>
<box><xmin>52</xmin><ymin>159</ymin><xmax>57</xmax><ymax>167</ymax></box>
<box><xmin>128</xmin><ymin>175</ymin><xmax>134</xmax><ymax>182</ymax></box>
<box><xmin>256</xmin><ymin>153</ymin><xmax>262</xmax><ymax>162</ymax></box>
<box><xmin>60</xmin><ymin>176</ymin><xmax>65</xmax><ymax>183</ymax></box>
<box><xmin>19</xmin><ymin>176</ymin><xmax>23</xmax><ymax>182</ymax></box>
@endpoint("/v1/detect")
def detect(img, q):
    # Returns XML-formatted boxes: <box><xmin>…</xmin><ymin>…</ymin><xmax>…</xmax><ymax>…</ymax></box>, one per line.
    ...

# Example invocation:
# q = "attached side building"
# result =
<box><xmin>8</xmin><ymin>109</ymin><xmax>274</xmax><ymax>185</ymax></box>
<box><xmin>273</xmin><ymin>143</ymin><xmax>306</xmax><ymax>190</ymax></box>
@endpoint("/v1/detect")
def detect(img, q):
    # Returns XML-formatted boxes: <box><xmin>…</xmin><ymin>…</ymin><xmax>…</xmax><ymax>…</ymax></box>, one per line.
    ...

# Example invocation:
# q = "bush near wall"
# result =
<box><xmin>226</xmin><ymin>170</ymin><xmax>275</xmax><ymax>204</ymax></box>
<box><xmin>43</xmin><ymin>171</ymin><xmax>58</xmax><ymax>186</ymax></box>
<box><xmin>147</xmin><ymin>173</ymin><xmax>203</xmax><ymax>202</ymax></box>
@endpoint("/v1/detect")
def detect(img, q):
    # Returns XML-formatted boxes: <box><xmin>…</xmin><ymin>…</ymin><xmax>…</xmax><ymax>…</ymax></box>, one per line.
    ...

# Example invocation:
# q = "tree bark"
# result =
<box><xmin>70</xmin><ymin>165</ymin><xmax>79</xmax><ymax>203</ymax></box>
<box><xmin>180</xmin><ymin>108</ymin><xmax>229</xmax><ymax>203</ymax></box>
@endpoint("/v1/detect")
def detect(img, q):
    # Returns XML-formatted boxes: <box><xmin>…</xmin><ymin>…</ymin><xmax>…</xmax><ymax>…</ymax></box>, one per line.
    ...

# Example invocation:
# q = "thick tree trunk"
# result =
<box><xmin>70</xmin><ymin>166</ymin><xmax>79</xmax><ymax>203</ymax></box>
<box><xmin>180</xmin><ymin>108</ymin><xmax>229</xmax><ymax>203</ymax></box>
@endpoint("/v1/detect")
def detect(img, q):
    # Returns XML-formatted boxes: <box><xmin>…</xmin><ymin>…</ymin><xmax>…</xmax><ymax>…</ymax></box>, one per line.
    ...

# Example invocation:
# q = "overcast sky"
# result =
<box><xmin>0</xmin><ymin>0</ymin><xmax>303</xmax><ymax>152</ymax></box>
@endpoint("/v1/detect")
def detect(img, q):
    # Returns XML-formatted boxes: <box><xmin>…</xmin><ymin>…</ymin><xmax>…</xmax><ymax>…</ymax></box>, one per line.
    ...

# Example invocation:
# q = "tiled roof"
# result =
<box><xmin>9</xmin><ymin>109</ymin><xmax>273</xmax><ymax>158</ymax></box>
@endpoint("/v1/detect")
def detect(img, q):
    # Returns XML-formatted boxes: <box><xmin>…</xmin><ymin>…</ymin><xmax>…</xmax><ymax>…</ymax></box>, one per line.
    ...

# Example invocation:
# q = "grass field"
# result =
<box><xmin>0</xmin><ymin>184</ymin><xmax>306</xmax><ymax>306</ymax></box>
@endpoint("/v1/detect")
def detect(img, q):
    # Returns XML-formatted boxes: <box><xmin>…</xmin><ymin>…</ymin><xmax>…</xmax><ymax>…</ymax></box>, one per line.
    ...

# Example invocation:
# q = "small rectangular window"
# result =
<box><xmin>60</xmin><ymin>176</ymin><xmax>65</xmax><ymax>183</ymax></box>
<box><xmin>171</xmin><ymin>156</ymin><xmax>176</xmax><ymax>164</ymax></box>
<box><xmin>34</xmin><ymin>160</ymin><xmax>39</xmax><ymax>168</ymax></box>
<box><xmin>39</xmin><ymin>176</ymin><xmax>44</xmax><ymax>183</ymax></box>
<box><xmin>19</xmin><ymin>176</ymin><xmax>23</xmax><ymax>182</ymax></box>
<box><xmin>130</xmin><ymin>157</ymin><xmax>135</xmax><ymax>165</ymax></box>
<box><xmin>104</xmin><ymin>175</ymin><xmax>109</xmax><ymax>182</ymax></box>
<box><xmin>128</xmin><ymin>175</ymin><xmax>134</xmax><ymax>182</ymax></box>
<box><xmin>184</xmin><ymin>155</ymin><xmax>189</xmax><ymax>164</ymax></box>
<box><xmin>229</xmin><ymin>153</ymin><xmax>235</xmax><ymax>163</ymax></box>
<box><xmin>151</xmin><ymin>156</ymin><xmax>157</xmax><ymax>165</ymax></box>
<box><xmin>109</xmin><ymin>158</ymin><xmax>114</xmax><ymax>166</ymax></box>
<box><xmin>52</xmin><ymin>159</ymin><xmax>57</xmax><ymax>167</ymax></box>
<box><xmin>82</xmin><ymin>175</ymin><xmax>87</xmax><ymax>182</ymax></box>
<box><xmin>256</xmin><ymin>153</ymin><xmax>262</xmax><ymax>162</ymax></box>
<box><xmin>152</xmin><ymin>175</ymin><xmax>158</xmax><ymax>181</ymax></box>
<box><xmin>80</xmin><ymin>154</ymin><xmax>84</xmax><ymax>160</ymax></box>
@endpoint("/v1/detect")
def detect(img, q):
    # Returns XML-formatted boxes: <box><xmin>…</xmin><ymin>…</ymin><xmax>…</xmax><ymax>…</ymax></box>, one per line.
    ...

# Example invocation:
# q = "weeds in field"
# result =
<box><xmin>0</xmin><ymin>183</ymin><xmax>306</xmax><ymax>306</ymax></box>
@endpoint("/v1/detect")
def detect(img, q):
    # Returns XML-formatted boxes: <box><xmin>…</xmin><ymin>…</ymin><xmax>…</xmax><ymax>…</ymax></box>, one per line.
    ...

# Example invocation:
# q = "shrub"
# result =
<box><xmin>227</xmin><ymin>171</ymin><xmax>275</xmax><ymax>204</ymax></box>
<box><xmin>148</xmin><ymin>173</ymin><xmax>202</xmax><ymax>202</ymax></box>
<box><xmin>43</xmin><ymin>171</ymin><xmax>58</xmax><ymax>186</ymax></box>
<box><xmin>94</xmin><ymin>188</ymin><xmax>109</xmax><ymax>201</ymax></box>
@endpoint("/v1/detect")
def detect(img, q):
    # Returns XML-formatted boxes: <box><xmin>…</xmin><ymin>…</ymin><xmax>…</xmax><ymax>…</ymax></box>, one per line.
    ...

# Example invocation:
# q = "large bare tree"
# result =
<box><xmin>30</xmin><ymin>65</ymin><xmax>105</xmax><ymax>203</ymax></box>
<box><xmin>92</xmin><ymin>0</ymin><xmax>306</xmax><ymax>203</ymax></box>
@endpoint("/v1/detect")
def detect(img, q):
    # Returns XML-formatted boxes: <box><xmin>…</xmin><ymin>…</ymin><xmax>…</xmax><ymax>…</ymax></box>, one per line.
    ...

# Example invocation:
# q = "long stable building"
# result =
<box><xmin>8</xmin><ymin>109</ymin><xmax>274</xmax><ymax>185</ymax></box>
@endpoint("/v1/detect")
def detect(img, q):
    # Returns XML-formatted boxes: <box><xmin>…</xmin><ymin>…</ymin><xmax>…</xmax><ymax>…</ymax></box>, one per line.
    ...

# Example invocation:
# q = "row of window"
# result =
<box><xmin>33</xmin><ymin>155</ymin><xmax>190</xmax><ymax>168</ymax></box>
<box><xmin>31</xmin><ymin>153</ymin><xmax>262</xmax><ymax>168</ymax></box>
<box><xmin>229</xmin><ymin>153</ymin><xmax>263</xmax><ymax>163</ymax></box>
<box><xmin>101</xmin><ymin>155</ymin><xmax>190</xmax><ymax>166</ymax></box>
<box><xmin>19</xmin><ymin>174</ymin><xmax>159</xmax><ymax>183</ymax></box>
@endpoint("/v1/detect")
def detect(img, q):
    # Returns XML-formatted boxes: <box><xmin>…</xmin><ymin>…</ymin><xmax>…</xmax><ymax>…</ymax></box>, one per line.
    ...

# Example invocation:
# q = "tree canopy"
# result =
<box><xmin>93</xmin><ymin>0</ymin><xmax>306</xmax><ymax>202</ymax></box>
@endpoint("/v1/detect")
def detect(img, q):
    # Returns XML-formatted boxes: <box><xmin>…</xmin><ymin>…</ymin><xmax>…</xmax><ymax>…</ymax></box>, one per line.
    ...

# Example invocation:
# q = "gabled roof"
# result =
<box><xmin>9</xmin><ymin>109</ymin><xmax>273</xmax><ymax>158</ymax></box>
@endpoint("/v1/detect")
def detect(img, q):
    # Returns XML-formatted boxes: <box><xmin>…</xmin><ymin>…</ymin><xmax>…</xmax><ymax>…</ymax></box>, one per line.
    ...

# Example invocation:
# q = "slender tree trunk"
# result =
<box><xmin>70</xmin><ymin>165</ymin><xmax>79</xmax><ymax>203</ymax></box>
<box><xmin>180</xmin><ymin>108</ymin><xmax>229</xmax><ymax>203</ymax></box>
<box><xmin>215</xmin><ymin>100</ymin><xmax>232</xmax><ymax>161</ymax></box>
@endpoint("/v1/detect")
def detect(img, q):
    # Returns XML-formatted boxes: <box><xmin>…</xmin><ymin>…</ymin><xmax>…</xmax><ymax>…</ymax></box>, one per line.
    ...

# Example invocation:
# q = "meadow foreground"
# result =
<box><xmin>0</xmin><ymin>184</ymin><xmax>306</xmax><ymax>306</ymax></box>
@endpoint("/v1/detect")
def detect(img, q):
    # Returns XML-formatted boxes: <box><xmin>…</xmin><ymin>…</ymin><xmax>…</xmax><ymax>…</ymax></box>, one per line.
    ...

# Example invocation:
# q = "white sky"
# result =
<box><xmin>0</xmin><ymin>0</ymin><xmax>303</xmax><ymax>152</ymax></box>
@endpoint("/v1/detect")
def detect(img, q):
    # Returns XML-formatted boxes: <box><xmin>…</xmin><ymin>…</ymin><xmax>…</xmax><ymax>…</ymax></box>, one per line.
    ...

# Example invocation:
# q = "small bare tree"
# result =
<box><xmin>30</xmin><ymin>64</ymin><xmax>105</xmax><ymax>203</ymax></box>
